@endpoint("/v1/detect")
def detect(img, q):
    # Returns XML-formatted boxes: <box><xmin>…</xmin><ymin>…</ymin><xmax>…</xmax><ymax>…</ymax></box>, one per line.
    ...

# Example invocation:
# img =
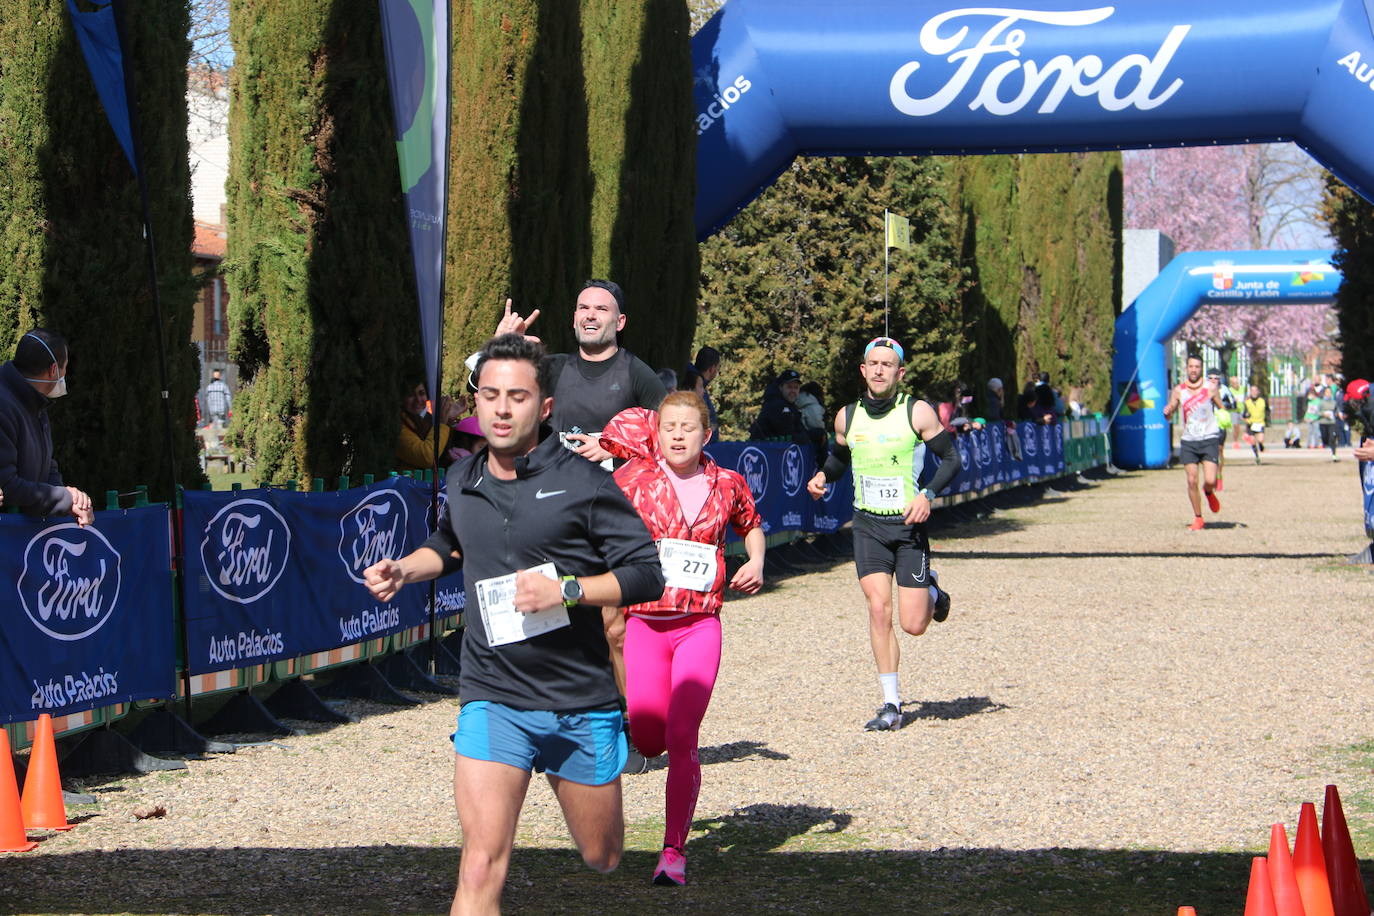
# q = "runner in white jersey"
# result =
<box><xmin>1162</xmin><ymin>355</ymin><xmax>1224</xmax><ymax>530</ymax></box>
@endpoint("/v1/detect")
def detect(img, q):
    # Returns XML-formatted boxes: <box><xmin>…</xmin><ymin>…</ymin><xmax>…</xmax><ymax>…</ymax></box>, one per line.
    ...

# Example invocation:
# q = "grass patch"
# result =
<box><xmin>206</xmin><ymin>470</ymin><xmax>256</xmax><ymax>492</ymax></box>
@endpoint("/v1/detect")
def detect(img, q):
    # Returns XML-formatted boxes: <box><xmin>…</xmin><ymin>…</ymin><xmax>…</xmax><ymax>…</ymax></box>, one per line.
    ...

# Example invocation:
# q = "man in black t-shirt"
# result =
<box><xmin>496</xmin><ymin>280</ymin><xmax>665</xmax><ymax>464</ymax></box>
<box><xmin>364</xmin><ymin>334</ymin><xmax>663</xmax><ymax>914</ymax></box>
<box><xmin>495</xmin><ymin>281</ymin><xmax>666</xmax><ymax>743</ymax></box>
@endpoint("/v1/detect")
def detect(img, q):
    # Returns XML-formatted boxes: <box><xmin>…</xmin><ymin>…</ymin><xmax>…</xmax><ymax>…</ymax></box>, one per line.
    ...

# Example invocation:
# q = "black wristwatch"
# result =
<box><xmin>560</xmin><ymin>575</ymin><xmax>584</xmax><ymax>607</ymax></box>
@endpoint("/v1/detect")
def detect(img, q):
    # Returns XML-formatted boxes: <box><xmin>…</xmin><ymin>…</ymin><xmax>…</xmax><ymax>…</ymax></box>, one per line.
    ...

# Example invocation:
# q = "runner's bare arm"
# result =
<box><xmin>364</xmin><ymin>546</ymin><xmax>455</xmax><ymax>603</ymax></box>
<box><xmin>728</xmin><ymin>527</ymin><xmax>766</xmax><ymax>594</ymax></box>
<box><xmin>1162</xmin><ymin>387</ymin><xmax>1179</xmax><ymax>419</ymax></box>
<box><xmin>513</xmin><ymin>570</ymin><xmax>623</xmax><ymax>613</ymax></box>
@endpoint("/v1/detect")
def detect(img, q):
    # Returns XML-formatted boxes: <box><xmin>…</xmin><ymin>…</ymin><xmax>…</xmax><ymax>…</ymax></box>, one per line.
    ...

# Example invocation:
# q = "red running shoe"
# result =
<box><xmin>1205</xmin><ymin>490</ymin><xmax>1221</xmax><ymax>513</ymax></box>
<box><xmin>1188</xmin><ymin>516</ymin><xmax>1205</xmax><ymax>530</ymax></box>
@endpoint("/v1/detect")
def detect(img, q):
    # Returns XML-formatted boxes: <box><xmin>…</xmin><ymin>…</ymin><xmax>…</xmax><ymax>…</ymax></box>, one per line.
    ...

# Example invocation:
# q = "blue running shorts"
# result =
<box><xmin>453</xmin><ymin>701</ymin><xmax>627</xmax><ymax>786</ymax></box>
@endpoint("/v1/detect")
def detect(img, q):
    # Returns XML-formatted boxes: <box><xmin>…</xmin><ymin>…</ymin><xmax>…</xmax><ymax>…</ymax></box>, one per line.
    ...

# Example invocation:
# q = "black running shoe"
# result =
<box><xmin>931</xmin><ymin>570</ymin><xmax>951</xmax><ymax>623</ymax></box>
<box><xmin>622</xmin><ymin>747</ymin><xmax>649</xmax><ymax>775</ymax></box>
<box><xmin>864</xmin><ymin>703</ymin><xmax>902</xmax><ymax>731</ymax></box>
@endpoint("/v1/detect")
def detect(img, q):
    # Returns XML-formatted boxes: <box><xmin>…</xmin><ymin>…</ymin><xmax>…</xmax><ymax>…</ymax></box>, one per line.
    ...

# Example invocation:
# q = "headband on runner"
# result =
<box><xmin>864</xmin><ymin>337</ymin><xmax>904</xmax><ymax>362</ymax></box>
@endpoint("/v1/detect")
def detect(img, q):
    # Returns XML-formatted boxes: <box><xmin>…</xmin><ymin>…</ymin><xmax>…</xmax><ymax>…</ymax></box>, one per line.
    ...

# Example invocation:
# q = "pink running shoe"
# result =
<box><xmin>653</xmin><ymin>846</ymin><xmax>687</xmax><ymax>886</ymax></box>
<box><xmin>1205</xmin><ymin>489</ymin><xmax>1221</xmax><ymax>514</ymax></box>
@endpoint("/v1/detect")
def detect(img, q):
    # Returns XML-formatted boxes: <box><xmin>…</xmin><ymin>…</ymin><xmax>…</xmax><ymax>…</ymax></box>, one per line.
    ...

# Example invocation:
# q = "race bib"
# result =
<box><xmin>860</xmin><ymin>475</ymin><xmax>905</xmax><ymax>511</ymax></box>
<box><xmin>474</xmin><ymin>562</ymin><xmax>570</xmax><ymax>647</ymax></box>
<box><xmin>658</xmin><ymin>538</ymin><xmax>718</xmax><ymax>592</ymax></box>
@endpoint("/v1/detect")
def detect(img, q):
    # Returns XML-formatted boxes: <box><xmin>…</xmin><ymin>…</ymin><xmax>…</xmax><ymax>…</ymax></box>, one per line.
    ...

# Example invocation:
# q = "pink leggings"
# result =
<box><xmin>624</xmin><ymin>613</ymin><xmax>721</xmax><ymax>851</ymax></box>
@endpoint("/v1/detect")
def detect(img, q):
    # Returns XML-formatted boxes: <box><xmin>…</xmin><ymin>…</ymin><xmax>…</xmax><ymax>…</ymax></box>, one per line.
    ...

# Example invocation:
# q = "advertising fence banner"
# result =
<box><xmin>0</xmin><ymin>507</ymin><xmax>175</xmax><ymax>723</ymax></box>
<box><xmin>707</xmin><ymin>420</ymin><xmax>1068</xmax><ymax>539</ymax></box>
<box><xmin>183</xmin><ymin>479</ymin><xmax>442</xmax><ymax>674</ymax></box>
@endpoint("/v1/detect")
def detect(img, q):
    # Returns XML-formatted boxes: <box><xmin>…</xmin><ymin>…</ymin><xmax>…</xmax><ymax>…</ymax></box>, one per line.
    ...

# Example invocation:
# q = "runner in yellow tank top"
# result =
<box><xmin>806</xmin><ymin>337</ymin><xmax>963</xmax><ymax>732</ymax></box>
<box><xmin>1243</xmin><ymin>384</ymin><xmax>1267</xmax><ymax>465</ymax></box>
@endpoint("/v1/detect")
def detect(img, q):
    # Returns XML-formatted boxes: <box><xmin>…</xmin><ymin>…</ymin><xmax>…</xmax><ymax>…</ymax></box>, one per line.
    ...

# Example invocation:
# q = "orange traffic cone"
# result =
<box><xmin>1322</xmin><ymin>785</ymin><xmax>1370</xmax><ymax>916</ymax></box>
<box><xmin>20</xmin><ymin>714</ymin><xmax>72</xmax><ymax>831</ymax></box>
<box><xmin>1295</xmin><ymin>802</ymin><xmax>1337</xmax><ymax>916</ymax></box>
<box><xmin>1269</xmin><ymin>823</ymin><xmax>1307</xmax><ymax>916</ymax></box>
<box><xmin>0</xmin><ymin>735</ymin><xmax>36</xmax><ymax>852</ymax></box>
<box><xmin>1179</xmin><ymin>907</ymin><xmax>1199</xmax><ymax>915</ymax></box>
<box><xmin>1248</xmin><ymin>857</ymin><xmax>1280</xmax><ymax>916</ymax></box>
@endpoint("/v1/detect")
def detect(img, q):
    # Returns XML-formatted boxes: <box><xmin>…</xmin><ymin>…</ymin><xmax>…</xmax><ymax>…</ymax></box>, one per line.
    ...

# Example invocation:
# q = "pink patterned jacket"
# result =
<box><xmin>601</xmin><ymin>408</ymin><xmax>762</xmax><ymax>618</ymax></box>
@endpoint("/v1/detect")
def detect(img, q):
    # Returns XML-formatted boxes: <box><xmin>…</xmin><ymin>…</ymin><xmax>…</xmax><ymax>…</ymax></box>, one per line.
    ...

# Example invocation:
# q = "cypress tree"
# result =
<box><xmin>1323</xmin><ymin>175</ymin><xmax>1374</xmax><ymax>383</ymax></box>
<box><xmin>226</xmin><ymin>0</ymin><xmax>419</xmax><ymax>484</ymax></box>
<box><xmin>696</xmin><ymin>156</ymin><xmax>965</xmax><ymax>436</ymax></box>
<box><xmin>447</xmin><ymin>1</ymin><xmax>589</xmax><ymax>363</ymax></box>
<box><xmin>948</xmin><ymin>152</ymin><xmax>1122</xmax><ymax>413</ymax></box>
<box><xmin>0</xmin><ymin>0</ymin><xmax>202</xmax><ymax>500</ymax></box>
<box><xmin>446</xmin><ymin>1</ymin><xmax>697</xmax><ymax>374</ymax></box>
<box><xmin>584</xmin><ymin>0</ymin><xmax>697</xmax><ymax>371</ymax></box>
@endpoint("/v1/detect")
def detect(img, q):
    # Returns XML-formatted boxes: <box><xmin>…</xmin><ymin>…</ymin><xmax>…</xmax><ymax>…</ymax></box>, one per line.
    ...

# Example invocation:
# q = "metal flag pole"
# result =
<box><xmin>883</xmin><ymin>208</ymin><xmax>890</xmax><ymax>337</ymax></box>
<box><xmin>111</xmin><ymin>0</ymin><xmax>193</xmax><ymax>717</ymax></box>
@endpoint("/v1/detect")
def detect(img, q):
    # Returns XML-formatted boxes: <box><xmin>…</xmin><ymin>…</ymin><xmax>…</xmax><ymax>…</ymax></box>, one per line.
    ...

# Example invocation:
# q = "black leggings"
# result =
<box><xmin>1320</xmin><ymin>423</ymin><xmax>1338</xmax><ymax>454</ymax></box>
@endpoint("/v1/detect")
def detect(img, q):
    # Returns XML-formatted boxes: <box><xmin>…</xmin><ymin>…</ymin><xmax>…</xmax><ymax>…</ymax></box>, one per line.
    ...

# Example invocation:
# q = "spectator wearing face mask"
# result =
<box><xmin>0</xmin><ymin>328</ymin><xmax>93</xmax><ymax>525</ymax></box>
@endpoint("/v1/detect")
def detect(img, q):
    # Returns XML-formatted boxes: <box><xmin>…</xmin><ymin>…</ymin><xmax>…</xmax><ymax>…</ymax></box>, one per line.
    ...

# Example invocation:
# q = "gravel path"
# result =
<box><xmin>4</xmin><ymin>453</ymin><xmax>1371</xmax><ymax>911</ymax></box>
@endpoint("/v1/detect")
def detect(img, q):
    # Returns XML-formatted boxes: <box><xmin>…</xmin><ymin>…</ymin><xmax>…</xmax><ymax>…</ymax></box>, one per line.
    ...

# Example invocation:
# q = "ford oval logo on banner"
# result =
<box><xmin>338</xmin><ymin>488</ymin><xmax>409</xmax><ymax>584</ymax></box>
<box><xmin>1023</xmin><ymin>426</ymin><xmax>1038</xmax><ymax>458</ymax></box>
<box><xmin>17</xmin><ymin>523</ymin><xmax>123</xmax><ymax>642</ymax></box>
<box><xmin>738</xmin><ymin>446</ymin><xmax>769</xmax><ymax>500</ymax></box>
<box><xmin>199</xmin><ymin>498</ymin><xmax>291</xmax><ymax>604</ymax></box>
<box><xmin>782</xmin><ymin>445</ymin><xmax>805</xmax><ymax>497</ymax></box>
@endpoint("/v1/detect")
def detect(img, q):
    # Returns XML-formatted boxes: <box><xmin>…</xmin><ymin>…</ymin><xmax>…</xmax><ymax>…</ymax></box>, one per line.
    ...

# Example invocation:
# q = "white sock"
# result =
<box><xmin>878</xmin><ymin>672</ymin><xmax>900</xmax><ymax>708</ymax></box>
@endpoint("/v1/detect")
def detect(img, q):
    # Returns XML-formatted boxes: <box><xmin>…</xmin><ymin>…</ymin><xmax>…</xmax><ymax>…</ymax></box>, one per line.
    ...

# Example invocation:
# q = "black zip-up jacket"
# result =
<box><xmin>421</xmin><ymin>429</ymin><xmax>663</xmax><ymax>711</ymax></box>
<box><xmin>0</xmin><ymin>361</ymin><xmax>70</xmax><ymax>516</ymax></box>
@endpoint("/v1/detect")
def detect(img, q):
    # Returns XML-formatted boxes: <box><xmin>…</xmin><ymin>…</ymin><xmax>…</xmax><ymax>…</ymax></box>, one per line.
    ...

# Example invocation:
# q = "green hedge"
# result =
<box><xmin>226</xmin><ymin>0</ymin><xmax>419</xmax><ymax>485</ymax></box>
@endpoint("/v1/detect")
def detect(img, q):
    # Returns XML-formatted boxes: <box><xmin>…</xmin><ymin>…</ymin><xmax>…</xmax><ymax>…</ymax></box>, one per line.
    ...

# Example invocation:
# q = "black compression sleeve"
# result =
<box><xmin>821</xmin><ymin>443</ymin><xmax>851</xmax><ymax>482</ymax></box>
<box><xmin>923</xmin><ymin>430</ymin><xmax>961</xmax><ymax>495</ymax></box>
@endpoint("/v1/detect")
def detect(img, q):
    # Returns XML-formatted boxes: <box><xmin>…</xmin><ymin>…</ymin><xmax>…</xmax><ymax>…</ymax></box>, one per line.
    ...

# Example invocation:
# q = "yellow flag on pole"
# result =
<box><xmin>885</xmin><ymin>211</ymin><xmax>910</xmax><ymax>250</ymax></box>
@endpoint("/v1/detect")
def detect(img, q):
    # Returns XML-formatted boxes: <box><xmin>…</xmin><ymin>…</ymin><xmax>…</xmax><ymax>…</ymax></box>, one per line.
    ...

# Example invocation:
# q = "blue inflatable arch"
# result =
<box><xmin>1110</xmin><ymin>251</ymin><xmax>1341</xmax><ymax>470</ymax></box>
<box><xmin>691</xmin><ymin>0</ymin><xmax>1374</xmax><ymax>239</ymax></box>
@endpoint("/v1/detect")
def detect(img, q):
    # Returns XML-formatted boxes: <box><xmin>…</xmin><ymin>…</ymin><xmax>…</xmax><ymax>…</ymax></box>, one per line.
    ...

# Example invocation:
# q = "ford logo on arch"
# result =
<box><xmin>199</xmin><ymin>499</ymin><xmax>291</xmax><ymax>604</ymax></box>
<box><xmin>737</xmin><ymin>446</ymin><xmax>769</xmax><ymax>501</ymax></box>
<box><xmin>18</xmin><ymin>524</ymin><xmax>123</xmax><ymax>642</ymax></box>
<box><xmin>339</xmin><ymin>488</ymin><xmax>409</xmax><ymax>584</ymax></box>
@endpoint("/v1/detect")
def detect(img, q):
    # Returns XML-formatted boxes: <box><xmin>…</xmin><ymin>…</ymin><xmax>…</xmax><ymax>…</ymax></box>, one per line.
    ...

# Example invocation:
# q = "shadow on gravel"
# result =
<box><xmin>938</xmin><ymin>549</ymin><xmax>1335</xmax><ymax>561</ymax></box>
<box><xmin>10</xmin><ymin>843</ymin><xmax>1369</xmax><ymax>915</ymax></box>
<box><xmin>690</xmin><ymin>802</ymin><xmax>853</xmax><ymax>854</ymax></box>
<box><xmin>639</xmin><ymin>739</ymin><xmax>790</xmax><ymax>774</ymax></box>
<box><xmin>902</xmin><ymin>695</ymin><xmax>1008</xmax><ymax>723</ymax></box>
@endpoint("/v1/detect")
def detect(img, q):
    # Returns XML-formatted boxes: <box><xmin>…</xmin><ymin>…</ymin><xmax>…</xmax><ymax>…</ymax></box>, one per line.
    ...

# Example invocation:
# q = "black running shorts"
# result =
<box><xmin>1179</xmin><ymin>437</ymin><xmax>1220</xmax><ymax>465</ymax></box>
<box><xmin>852</xmin><ymin>510</ymin><xmax>931</xmax><ymax>587</ymax></box>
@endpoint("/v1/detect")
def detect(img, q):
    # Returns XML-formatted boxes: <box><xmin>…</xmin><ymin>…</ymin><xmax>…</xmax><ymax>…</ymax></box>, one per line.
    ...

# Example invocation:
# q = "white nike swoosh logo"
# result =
<box><xmin>535</xmin><ymin>489</ymin><xmax>566</xmax><ymax>499</ymax></box>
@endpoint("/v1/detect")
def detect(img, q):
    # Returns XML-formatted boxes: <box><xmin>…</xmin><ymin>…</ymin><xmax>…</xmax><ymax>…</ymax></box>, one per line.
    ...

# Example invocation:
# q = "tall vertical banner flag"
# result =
<box><xmin>380</xmin><ymin>0</ymin><xmax>451</xmax><ymax>403</ymax></box>
<box><xmin>64</xmin><ymin>0</ymin><xmax>139</xmax><ymax>174</ymax></box>
<box><xmin>885</xmin><ymin>211</ymin><xmax>910</xmax><ymax>250</ymax></box>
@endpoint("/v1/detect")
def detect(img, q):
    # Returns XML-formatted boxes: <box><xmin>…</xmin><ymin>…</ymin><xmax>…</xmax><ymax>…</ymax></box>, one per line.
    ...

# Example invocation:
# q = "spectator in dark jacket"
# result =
<box><xmin>749</xmin><ymin>369</ymin><xmax>806</xmax><ymax>440</ymax></box>
<box><xmin>0</xmin><ymin>329</ymin><xmax>93</xmax><ymax>524</ymax></box>
<box><xmin>985</xmin><ymin>378</ymin><xmax>1004</xmax><ymax>422</ymax></box>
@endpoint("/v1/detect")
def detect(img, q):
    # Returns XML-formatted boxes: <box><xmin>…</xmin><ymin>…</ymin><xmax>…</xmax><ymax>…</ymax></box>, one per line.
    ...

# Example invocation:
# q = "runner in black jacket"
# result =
<box><xmin>364</xmin><ymin>334</ymin><xmax>663</xmax><ymax>914</ymax></box>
